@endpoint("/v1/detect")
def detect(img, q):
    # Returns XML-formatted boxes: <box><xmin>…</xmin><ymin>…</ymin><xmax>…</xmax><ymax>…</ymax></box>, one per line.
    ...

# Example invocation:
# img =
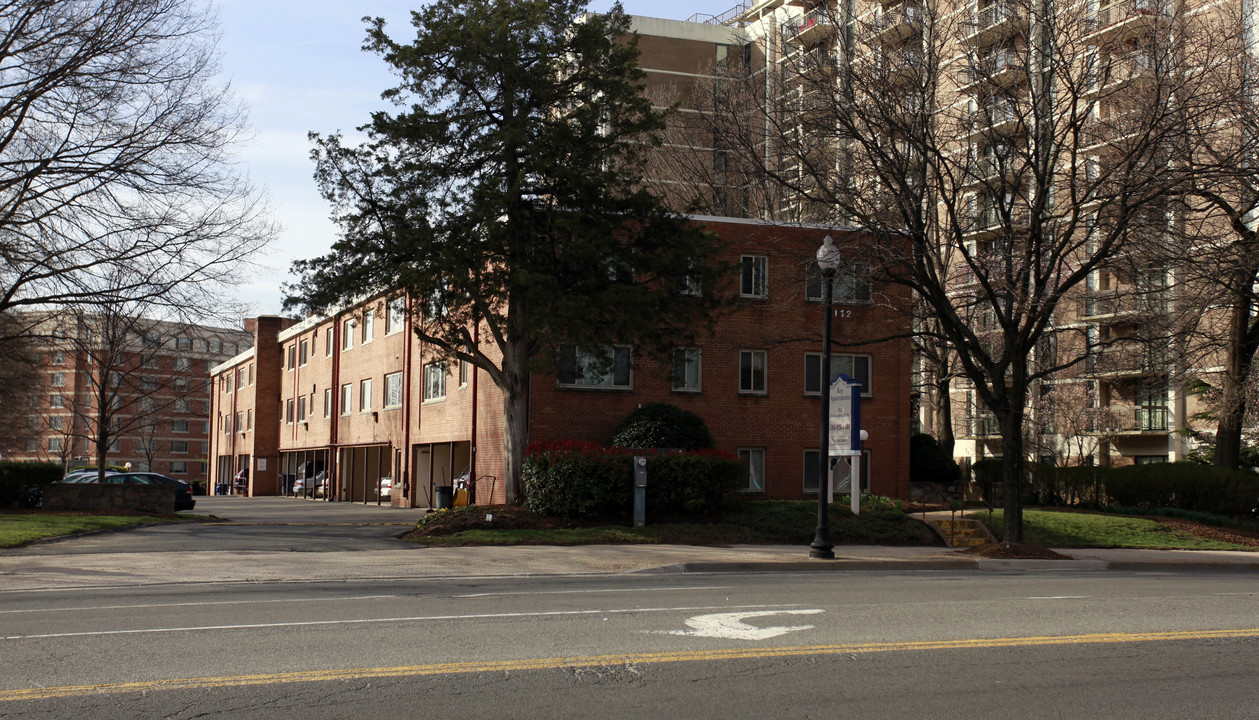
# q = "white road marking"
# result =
<box><xmin>665</xmin><ymin>609</ymin><xmax>824</xmax><ymax>640</ymax></box>
<box><xmin>1026</xmin><ymin>596</ymin><xmax>1088</xmax><ymax>600</ymax></box>
<box><xmin>3</xmin><ymin>603</ymin><xmax>802</xmax><ymax>641</ymax></box>
<box><xmin>454</xmin><ymin>586</ymin><xmax>732</xmax><ymax>598</ymax></box>
<box><xmin>0</xmin><ymin>595</ymin><xmax>398</xmax><ymax>615</ymax></box>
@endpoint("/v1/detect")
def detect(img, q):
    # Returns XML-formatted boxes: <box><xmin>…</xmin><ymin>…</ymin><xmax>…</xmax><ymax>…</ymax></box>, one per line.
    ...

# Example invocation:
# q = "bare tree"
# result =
<box><xmin>687</xmin><ymin>0</ymin><xmax>1231</xmax><ymax>541</ymax></box>
<box><xmin>0</xmin><ymin>313</ymin><xmax>39</xmax><ymax>456</ymax></box>
<box><xmin>0</xmin><ymin>0</ymin><xmax>272</xmax><ymax>327</ymax></box>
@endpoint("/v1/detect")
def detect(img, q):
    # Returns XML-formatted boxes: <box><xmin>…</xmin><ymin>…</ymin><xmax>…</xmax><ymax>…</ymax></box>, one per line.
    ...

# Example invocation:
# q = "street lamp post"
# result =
<box><xmin>811</xmin><ymin>236</ymin><xmax>841</xmax><ymax>560</ymax></box>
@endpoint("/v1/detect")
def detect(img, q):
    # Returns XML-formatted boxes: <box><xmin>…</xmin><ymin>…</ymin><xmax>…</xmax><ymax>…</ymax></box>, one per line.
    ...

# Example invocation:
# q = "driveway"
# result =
<box><xmin>8</xmin><ymin>496</ymin><xmax>426</xmax><ymax>556</ymax></box>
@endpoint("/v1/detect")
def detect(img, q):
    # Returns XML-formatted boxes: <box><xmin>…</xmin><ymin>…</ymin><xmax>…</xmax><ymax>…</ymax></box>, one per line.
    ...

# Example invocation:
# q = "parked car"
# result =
<box><xmin>374</xmin><ymin>476</ymin><xmax>393</xmax><ymax>500</ymax></box>
<box><xmin>60</xmin><ymin>471</ymin><xmax>196</xmax><ymax>511</ymax></box>
<box><xmin>293</xmin><ymin>471</ymin><xmax>329</xmax><ymax>498</ymax></box>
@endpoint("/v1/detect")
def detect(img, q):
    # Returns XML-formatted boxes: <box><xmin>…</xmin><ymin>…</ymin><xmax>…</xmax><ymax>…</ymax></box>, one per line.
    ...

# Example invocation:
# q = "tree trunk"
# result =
<box><xmin>1215</xmin><ymin>288</ymin><xmax>1257</xmax><ymax>468</ymax></box>
<box><xmin>934</xmin><ymin>375</ymin><xmax>955</xmax><ymax>459</ymax></box>
<box><xmin>499</xmin><ymin>339</ymin><xmax>530</xmax><ymax>505</ymax></box>
<box><xmin>999</xmin><ymin>402</ymin><xmax>1026</xmax><ymax>544</ymax></box>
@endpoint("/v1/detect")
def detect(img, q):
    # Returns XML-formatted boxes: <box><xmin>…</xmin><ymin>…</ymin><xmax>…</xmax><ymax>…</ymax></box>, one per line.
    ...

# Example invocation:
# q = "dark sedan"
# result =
<box><xmin>62</xmin><ymin>471</ymin><xmax>196</xmax><ymax>511</ymax></box>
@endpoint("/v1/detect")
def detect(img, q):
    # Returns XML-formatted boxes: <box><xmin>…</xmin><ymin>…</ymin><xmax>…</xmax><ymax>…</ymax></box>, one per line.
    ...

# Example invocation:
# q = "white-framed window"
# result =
<box><xmin>459</xmin><ymin>360</ymin><xmax>469</xmax><ymax>387</ymax></box>
<box><xmin>557</xmin><ymin>345</ymin><xmax>632</xmax><ymax>389</ymax></box>
<box><xmin>48</xmin><ymin>437</ymin><xmax>63</xmax><ymax>453</ymax></box>
<box><xmin>175</xmin><ymin>336</ymin><xmax>192</xmax><ymax>350</ymax></box>
<box><xmin>49</xmin><ymin>394</ymin><xmax>64</xmax><ymax>408</ymax></box>
<box><xmin>208</xmin><ymin>339</ymin><xmax>222</xmax><ymax>354</ymax></box>
<box><xmin>174</xmin><ymin>357</ymin><xmax>190</xmax><ymax>371</ymax></box>
<box><xmin>141</xmin><ymin>376</ymin><xmax>157</xmax><ymax>391</ymax></box>
<box><xmin>363</xmin><ymin>310</ymin><xmax>375</xmax><ymax>343</ymax></box>
<box><xmin>340</xmin><ymin>383</ymin><xmax>352</xmax><ymax>415</ymax></box>
<box><xmin>50</xmin><ymin>372</ymin><xmax>65</xmax><ymax>387</ymax></box>
<box><xmin>247</xmin><ymin>408</ymin><xmax>253</xmax><ymax>431</ymax></box>
<box><xmin>249</xmin><ymin>363</ymin><xmax>255</xmax><ymax>385</ymax></box>
<box><xmin>299</xmin><ymin>339</ymin><xmax>309</xmax><ymax>366</ymax></box>
<box><xmin>423</xmin><ymin>363</ymin><xmax>446</xmax><ymax>401</ymax></box>
<box><xmin>738</xmin><ymin>350</ymin><xmax>767</xmax><ymax>394</ymax></box>
<box><xmin>287</xmin><ymin>344</ymin><xmax>296</xmax><ymax>369</ymax></box>
<box><xmin>48</xmin><ymin>416</ymin><xmax>63</xmax><ymax>431</ymax></box>
<box><xmin>359</xmin><ymin>378</ymin><xmax>372</xmax><ymax>411</ymax></box>
<box><xmin>326</xmin><ymin>326</ymin><xmax>335</xmax><ymax>356</ymax></box>
<box><xmin>141</xmin><ymin>355</ymin><xmax>159</xmax><ymax>369</ymax></box>
<box><xmin>672</xmin><ymin>348</ymin><xmax>702</xmax><ymax>392</ymax></box>
<box><xmin>52</xmin><ymin>351</ymin><xmax>65</xmax><ymax>365</ymax></box>
<box><xmin>324</xmin><ymin>388</ymin><xmax>332</xmax><ymax>418</ymax></box>
<box><xmin>173</xmin><ymin>398</ymin><xmax>190</xmax><ymax>413</ymax></box>
<box><xmin>170</xmin><ymin>461</ymin><xmax>188</xmax><ymax>475</ymax></box>
<box><xmin>804</xmin><ymin>353</ymin><xmax>872</xmax><ymax>397</ymax></box>
<box><xmin>738</xmin><ymin>448</ymin><xmax>765</xmax><ymax>492</ymax></box>
<box><xmin>386</xmin><ymin>297</ymin><xmax>406</xmax><ymax>334</ymax></box>
<box><xmin>175</xmin><ymin>377</ymin><xmax>189</xmax><ymax>392</ymax></box>
<box><xmin>297</xmin><ymin>395</ymin><xmax>307</xmax><ymax>422</ymax></box>
<box><xmin>172</xmin><ymin>419</ymin><xmax>189</xmax><ymax>433</ymax></box>
<box><xmin>285</xmin><ymin>399</ymin><xmax>294</xmax><ymax>424</ymax></box>
<box><xmin>385</xmin><ymin>371</ymin><xmax>404</xmax><ymax>407</ymax></box>
<box><xmin>171</xmin><ymin>440</ymin><xmax>189</xmax><ymax>454</ymax></box>
<box><xmin>740</xmin><ymin>255</ymin><xmax>768</xmax><ymax>298</ymax></box>
<box><xmin>342</xmin><ymin>319</ymin><xmax>355</xmax><ymax>350</ymax></box>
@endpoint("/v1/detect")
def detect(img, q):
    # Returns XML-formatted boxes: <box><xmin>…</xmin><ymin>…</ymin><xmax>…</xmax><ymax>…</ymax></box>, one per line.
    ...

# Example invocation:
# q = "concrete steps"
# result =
<box><xmin>928</xmin><ymin>517</ymin><xmax>994</xmax><ymax>548</ymax></box>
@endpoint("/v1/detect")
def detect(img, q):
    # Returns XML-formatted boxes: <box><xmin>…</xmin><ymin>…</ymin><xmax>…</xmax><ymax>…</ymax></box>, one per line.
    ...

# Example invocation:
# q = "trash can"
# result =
<box><xmin>435</xmin><ymin>485</ymin><xmax>454</xmax><ymax>510</ymax></box>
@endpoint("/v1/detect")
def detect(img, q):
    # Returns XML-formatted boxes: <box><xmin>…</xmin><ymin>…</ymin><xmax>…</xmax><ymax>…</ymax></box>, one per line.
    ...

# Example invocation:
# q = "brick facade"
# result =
<box><xmin>210</xmin><ymin>217</ymin><xmax>912</xmax><ymax>507</ymax></box>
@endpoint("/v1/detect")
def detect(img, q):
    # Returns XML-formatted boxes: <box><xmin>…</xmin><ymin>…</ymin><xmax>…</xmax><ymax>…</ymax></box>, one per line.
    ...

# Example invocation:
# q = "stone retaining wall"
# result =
<box><xmin>43</xmin><ymin>483</ymin><xmax>175</xmax><ymax>514</ymax></box>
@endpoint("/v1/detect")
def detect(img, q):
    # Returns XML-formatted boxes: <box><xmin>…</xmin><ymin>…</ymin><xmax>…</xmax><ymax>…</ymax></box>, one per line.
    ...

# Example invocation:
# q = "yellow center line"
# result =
<box><xmin>3</xmin><ymin>628</ymin><xmax>1257</xmax><ymax>702</ymax></box>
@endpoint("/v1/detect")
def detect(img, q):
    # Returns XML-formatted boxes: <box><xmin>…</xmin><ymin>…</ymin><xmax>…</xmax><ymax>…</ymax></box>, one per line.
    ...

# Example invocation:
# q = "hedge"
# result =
<box><xmin>0</xmin><ymin>461</ymin><xmax>63</xmax><ymax>508</ymax></box>
<box><xmin>609</xmin><ymin>402</ymin><xmax>714</xmax><ymax>451</ymax></box>
<box><xmin>1102</xmin><ymin>463</ymin><xmax>1259</xmax><ymax>517</ymax></box>
<box><xmin>522</xmin><ymin>440</ymin><xmax>746</xmax><ymax>521</ymax></box>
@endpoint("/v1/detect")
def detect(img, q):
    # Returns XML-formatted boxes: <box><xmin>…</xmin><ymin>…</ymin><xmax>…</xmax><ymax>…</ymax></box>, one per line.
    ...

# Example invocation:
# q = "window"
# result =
<box><xmin>738</xmin><ymin>448</ymin><xmax>765</xmax><ymax>492</ymax></box>
<box><xmin>360</xmin><ymin>379</ymin><xmax>373</xmax><ymax>411</ymax></box>
<box><xmin>49</xmin><ymin>394</ymin><xmax>64</xmax><ymax>408</ymax></box>
<box><xmin>201</xmin><ymin>421</ymin><xmax>210</xmax><ymax>434</ymax></box>
<box><xmin>285</xmin><ymin>399</ymin><xmax>294</xmax><ymax>424</ymax></box>
<box><xmin>386</xmin><ymin>297</ymin><xmax>405</xmax><ymax>334</ymax></box>
<box><xmin>173</xmin><ymin>419</ymin><xmax>189</xmax><ymax>433</ymax></box>
<box><xmin>362</xmin><ymin>310</ymin><xmax>375</xmax><ymax>343</ymax></box>
<box><xmin>208</xmin><ymin>339</ymin><xmax>222</xmax><ymax>354</ymax></box>
<box><xmin>48</xmin><ymin>437</ymin><xmax>63</xmax><ymax>453</ymax></box>
<box><xmin>143</xmin><ymin>334</ymin><xmax>161</xmax><ymax>348</ymax></box>
<box><xmin>672</xmin><ymin>348</ymin><xmax>702</xmax><ymax>392</ymax></box>
<box><xmin>249</xmin><ymin>363</ymin><xmax>255</xmax><ymax>385</ymax></box>
<box><xmin>341</xmin><ymin>383</ymin><xmax>352</xmax><ymax>415</ymax></box>
<box><xmin>740</xmin><ymin>256</ymin><xmax>768</xmax><ymax>298</ymax></box>
<box><xmin>324</xmin><ymin>388</ymin><xmax>332</xmax><ymax>418</ymax></box>
<box><xmin>739</xmin><ymin>350</ymin><xmax>767</xmax><ymax>394</ymax></box>
<box><xmin>297</xmin><ymin>396</ymin><xmax>307</xmax><ymax>422</ymax></box>
<box><xmin>50</xmin><ymin>372</ymin><xmax>65</xmax><ymax>387</ymax></box>
<box><xmin>287</xmin><ymin>344</ymin><xmax>297</xmax><ymax>369</ymax></box>
<box><xmin>171</xmin><ymin>440</ymin><xmax>188</xmax><ymax>454</ymax></box>
<box><xmin>804</xmin><ymin>354</ymin><xmax>872</xmax><ymax>397</ymax></box>
<box><xmin>806</xmin><ymin>262</ymin><xmax>872</xmax><ymax>304</ymax></box>
<box><xmin>385</xmin><ymin>371</ymin><xmax>404</xmax><ymax>407</ymax></box>
<box><xmin>299</xmin><ymin>339</ymin><xmax>309</xmax><ymax>366</ymax></box>
<box><xmin>326</xmin><ymin>327</ymin><xmax>335</xmax><ymax>356</ymax></box>
<box><xmin>247</xmin><ymin>409</ymin><xmax>253</xmax><ymax>431</ymax></box>
<box><xmin>174</xmin><ymin>357</ymin><xmax>190</xmax><ymax>371</ymax></box>
<box><xmin>175</xmin><ymin>336</ymin><xmax>191</xmax><ymax>350</ymax></box>
<box><xmin>423</xmin><ymin>363</ymin><xmax>446</xmax><ymax>401</ymax></box>
<box><xmin>459</xmin><ymin>360</ymin><xmax>469</xmax><ymax>387</ymax></box>
<box><xmin>48</xmin><ymin>416</ymin><xmax>63</xmax><ymax>431</ymax></box>
<box><xmin>52</xmin><ymin>351</ymin><xmax>65</xmax><ymax>365</ymax></box>
<box><xmin>140</xmin><ymin>376</ymin><xmax>157</xmax><ymax>391</ymax></box>
<box><xmin>342</xmin><ymin>319</ymin><xmax>355</xmax><ymax>350</ymax></box>
<box><xmin>170</xmin><ymin>461</ymin><xmax>188</xmax><ymax>475</ymax></box>
<box><xmin>557</xmin><ymin>345</ymin><xmax>632</xmax><ymax>389</ymax></box>
<box><xmin>224</xmin><ymin>374</ymin><xmax>233</xmax><ymax>393</ymax></box>
<box><xmin>173</xmin><ymin>398</ymin><xmax>189</xmax><ymax>414</ymax></box>
<box><xmin>142</xmin><ymin>355</ymin><xmax>159</xmax><ymax>369</ymax></box>
<box><xmin>140</xmin><ymin>397</ymin><xmax>156</xmax><ymax>413</ymax></box>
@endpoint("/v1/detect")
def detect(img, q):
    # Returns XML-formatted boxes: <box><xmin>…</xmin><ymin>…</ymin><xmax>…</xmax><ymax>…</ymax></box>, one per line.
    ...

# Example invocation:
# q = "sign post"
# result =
<box><xmin>828</xmin><ymin>374</ymin><xmax>862</xmax><ymax>513</ymax></box>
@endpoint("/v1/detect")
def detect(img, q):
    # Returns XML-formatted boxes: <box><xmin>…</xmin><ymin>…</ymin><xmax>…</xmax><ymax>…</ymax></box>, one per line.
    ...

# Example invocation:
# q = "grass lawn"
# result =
<box><xmin>973</xmin><ymin>508</ymin><xmax>1258</xmax><ymax>550</ymax></box>
<box><xmin>0</xmin><ymin>513</ymin><xmax>182</xmax><ymax>548</ymax></box>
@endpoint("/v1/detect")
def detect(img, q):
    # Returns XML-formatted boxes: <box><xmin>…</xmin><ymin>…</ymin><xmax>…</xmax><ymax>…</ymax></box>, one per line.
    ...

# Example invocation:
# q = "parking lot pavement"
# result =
<box><xmin>190</xmin><ymin>495</ymin><xmax>425</xmax><ymax>526</ymax></box>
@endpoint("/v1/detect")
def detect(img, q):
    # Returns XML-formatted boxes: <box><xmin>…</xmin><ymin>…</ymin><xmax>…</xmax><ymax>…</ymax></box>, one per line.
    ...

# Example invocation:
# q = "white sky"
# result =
<box><xmin>214</xmin><ymin>0</ymin><xmax>729</xmax><ymax>316</ymax></box>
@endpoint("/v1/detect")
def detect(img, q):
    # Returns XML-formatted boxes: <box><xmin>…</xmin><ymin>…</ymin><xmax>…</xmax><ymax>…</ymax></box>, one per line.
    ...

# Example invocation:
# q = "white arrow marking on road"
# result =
<box><xmin>667</xmin><ymin>609</ymin><xmax>824</xmax><ymax>640</ymax></box>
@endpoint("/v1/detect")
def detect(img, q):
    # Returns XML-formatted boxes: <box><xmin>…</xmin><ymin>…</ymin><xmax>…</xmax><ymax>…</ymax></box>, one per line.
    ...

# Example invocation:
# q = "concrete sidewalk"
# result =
<box><xmin>1</xmin><ymin>542</ymin><xmax>1256</xmax><ymax>592</ymax></box>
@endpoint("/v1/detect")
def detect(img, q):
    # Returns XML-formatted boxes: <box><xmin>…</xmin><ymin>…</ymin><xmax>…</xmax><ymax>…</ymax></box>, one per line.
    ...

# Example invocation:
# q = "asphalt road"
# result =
<box><xmin>2</xmin><ymin>570</ymin><xmax>1257</xmax><ymax>718</ymax></box>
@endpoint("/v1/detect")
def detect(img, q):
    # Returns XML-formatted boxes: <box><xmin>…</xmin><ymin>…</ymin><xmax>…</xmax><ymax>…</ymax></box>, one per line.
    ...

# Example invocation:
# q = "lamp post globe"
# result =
<box><xmin>811</xmin><ymin>235</ymin><xmax>840</xmax><ymax>560</ymax></box>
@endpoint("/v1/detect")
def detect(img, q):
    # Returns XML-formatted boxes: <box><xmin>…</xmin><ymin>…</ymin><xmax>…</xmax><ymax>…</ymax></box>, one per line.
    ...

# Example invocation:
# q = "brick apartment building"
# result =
<box><xmin>8</xmin><ymin>312</ymin><xmax>252</xmax><ymax>484</ymax></box>
<box><xmin>209</xmin><ymin>218</ymin><xmax>913</xmax><ymax>506</ymax></box>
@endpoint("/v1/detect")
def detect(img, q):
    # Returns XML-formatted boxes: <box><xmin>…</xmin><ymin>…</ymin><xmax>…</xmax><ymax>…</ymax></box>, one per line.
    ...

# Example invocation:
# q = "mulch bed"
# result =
<box><xmin>1152</xmin><ymin>518</ymin><xmax>1259</xmax><ymax>548</ymax></box>
<box><xmin>961</xmin><ymin>543</ymin><xmax>1072</xmax><ymax>559</ymax></box>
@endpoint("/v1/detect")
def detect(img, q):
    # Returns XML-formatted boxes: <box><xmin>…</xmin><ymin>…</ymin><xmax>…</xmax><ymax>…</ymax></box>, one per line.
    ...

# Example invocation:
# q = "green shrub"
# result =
<box><xmin>971</xmin><ymin>458</ymin><xmax>1003</xmax><ymax>504</ymax></box>
<box><xmin>522</xmin><ymin>441</ymin><xmax>744</xmax><ymax>521</ymax></box>
<box><xmin>0</xmin><ymin>461</ymin><xmax>62</xmax><ymax>508</ymax></box>
<box><xmin>909</xmin><ymin>433</ymin><xmax>961</xmax><ymax>485</ymax></box>
<box><xmin>609</xmin><ymin>403</ymin><xmax>714</xmax><ymax>451</ymax></box>
<box><xmin>1104</xmin><ymin>462</ymin><xmax>1259</xmax><ymax>517</ymax></box>
<box><xmin>1030</xmin><ymin>464</ymin><xmax>1111</xmax><ymax>507</ymax></box>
